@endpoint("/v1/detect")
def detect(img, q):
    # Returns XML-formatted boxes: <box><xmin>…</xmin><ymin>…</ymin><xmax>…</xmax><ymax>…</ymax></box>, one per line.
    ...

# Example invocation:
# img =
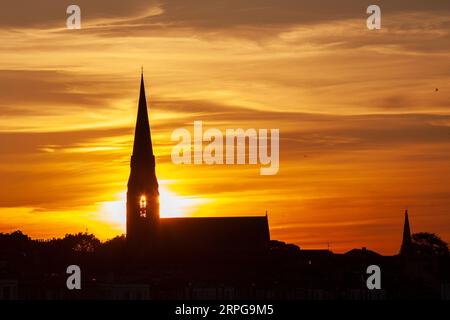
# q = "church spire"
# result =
<box><xmin>127</xmin><ymin>71</ymin><xmax>159</xmax><ymax>248</ymax></box>
<box><xmin>132</xmin><ymin>71</ymin><xmax>154</xmax><ymax>160</ymax></box>
<box><xmin>400</xmin><ymin>209</ymin><xmax>413</xmax><ymax>256</ymax></box>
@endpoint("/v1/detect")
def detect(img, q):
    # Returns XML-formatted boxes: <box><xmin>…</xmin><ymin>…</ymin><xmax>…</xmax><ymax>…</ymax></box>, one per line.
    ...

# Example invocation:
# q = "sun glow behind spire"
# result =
<box><xmin>99</xmin><ymin>182</ymin><xmax>209</xmax><ymax>230</ymax></box>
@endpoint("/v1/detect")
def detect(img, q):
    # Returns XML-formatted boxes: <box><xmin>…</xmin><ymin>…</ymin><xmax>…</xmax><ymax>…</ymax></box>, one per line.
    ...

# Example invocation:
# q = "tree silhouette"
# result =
<box><xmin>412</xmin><ymin>232</ymin><xmax>449</xmax><ymax>257</ymax></box>
<box><xmin>47</xmin><ymin>232</ymin><xmax>101</xmax><ymax>254</ymax></box>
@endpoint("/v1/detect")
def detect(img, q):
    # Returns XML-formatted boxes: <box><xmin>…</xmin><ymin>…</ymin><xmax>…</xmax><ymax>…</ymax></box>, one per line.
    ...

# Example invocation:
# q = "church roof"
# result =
<box><xmin>159</xmin><ymin>216</ymin><xmax>270</xmax><ymax>253</ymax></box>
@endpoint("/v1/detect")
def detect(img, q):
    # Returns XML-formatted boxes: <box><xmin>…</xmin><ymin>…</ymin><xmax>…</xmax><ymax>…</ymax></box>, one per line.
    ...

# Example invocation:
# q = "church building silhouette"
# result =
<box><xmin>126</xmin><ymin>72</ymin><xmax>270</xmax><ymax>255</ymax></box>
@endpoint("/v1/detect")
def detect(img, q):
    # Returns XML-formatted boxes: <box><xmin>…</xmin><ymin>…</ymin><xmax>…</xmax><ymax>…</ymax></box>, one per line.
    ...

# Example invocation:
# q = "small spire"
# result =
<box><xmin>400</xmin><ymin>208</ymin><xmax>412</xmax><ymax>256</ymax></box>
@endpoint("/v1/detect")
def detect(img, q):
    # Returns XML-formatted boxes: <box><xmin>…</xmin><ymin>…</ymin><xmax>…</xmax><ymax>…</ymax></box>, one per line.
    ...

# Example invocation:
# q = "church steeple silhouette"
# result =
<box><xmin>132</xmin><ymin>70</ymin><xmax>154</xmax><ymax>158</ymax></box>
<box><xmin>124</xmin><ymin>71</ymin><xmax>270</xmax><ymax>255</ymax></box>
<box><xmin>126</xmin><ymin>71</ymin><xmax>159</xmax><ymax>247</ymax></box>
<box><xmin>400</xmin><ymin>209</ymin><xmax>412</xmax><ymax>256</ymax></box>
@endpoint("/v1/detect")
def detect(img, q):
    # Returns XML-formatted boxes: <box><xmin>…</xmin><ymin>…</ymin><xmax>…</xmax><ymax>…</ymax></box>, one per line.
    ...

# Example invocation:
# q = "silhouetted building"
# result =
<box><xmin>126</xmin><ymin>72</ymin><xmax>270</xmax><ymax>254</ymax></box>
<box><xmin>400</xmin><ymin>209</ymin><xmax>413</xmax><ymax>256</ymax></box>
<box><xmin>126</xmin><ymin>73</ymin><xmax>160</xmax><ymax>248</ymax></box>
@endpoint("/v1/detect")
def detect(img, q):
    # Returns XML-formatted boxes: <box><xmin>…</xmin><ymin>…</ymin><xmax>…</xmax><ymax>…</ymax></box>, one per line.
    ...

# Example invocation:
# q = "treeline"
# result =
<box><xmin>0</xmin><ymin>230</ymin><xmax>448</xmax><ymax>257</ymax></box>
<box><xmin>0</xmin><ymin>231</ymin><xmax>129</xmax><ymax>278</ymax></box>
<box><xmin>0</xmin><ymin>230</ymin><xmax>126</xmax><ymax>253</ymax></box>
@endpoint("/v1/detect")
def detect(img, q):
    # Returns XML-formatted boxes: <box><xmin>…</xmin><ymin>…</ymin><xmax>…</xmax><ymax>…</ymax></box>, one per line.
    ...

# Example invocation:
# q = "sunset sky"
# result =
<box><xmin>0</xmin><ymin>1</ymin><xmax>449</xmax><ymax>254</ymax></box>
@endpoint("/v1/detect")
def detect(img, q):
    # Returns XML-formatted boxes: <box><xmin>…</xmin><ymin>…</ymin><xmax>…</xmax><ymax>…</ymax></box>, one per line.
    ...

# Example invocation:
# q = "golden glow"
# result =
<box><xmin>140</xmin><ymin>195</ymin><xmax>146</xmax><ymax>207</ymax></box>
<box><xmin>99</xmin><ymin>191</ymin><xmax>127</xmax><ymax>228</ymax></box>
<box><xmin>97</xmin><ymin>183</ymin><xmax>210</xmax><ymax>231</ymax></box>
<box><xmin>159</xmin><ymin>183</ymin><xmax>210</xmax><ymax>218</ymax></box>
<box><xmin>0</xmin><ymin>5</ymin><xmax>449</xmax><ymax>254</ymax></box>
<box><xmin>139</xmin><ymin>194</ymin><xmax>147</xmax><ymax>217</ymax></box>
